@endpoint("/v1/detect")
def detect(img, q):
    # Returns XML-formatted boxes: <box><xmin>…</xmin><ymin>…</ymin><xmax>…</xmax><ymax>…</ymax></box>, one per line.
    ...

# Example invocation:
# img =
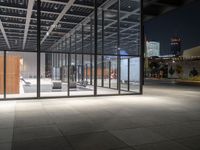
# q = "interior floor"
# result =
<box><xmin>1</xmin><ymin>78</ymin><xmax>140</xmax><ymax>98</ymax></box>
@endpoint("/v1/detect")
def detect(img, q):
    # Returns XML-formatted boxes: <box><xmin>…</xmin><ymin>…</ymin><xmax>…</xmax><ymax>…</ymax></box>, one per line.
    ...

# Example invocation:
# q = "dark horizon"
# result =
<box><xmin>144</xmin><ymin>1</ymin><xmax>200</xmax><ymax>55</ymax></box>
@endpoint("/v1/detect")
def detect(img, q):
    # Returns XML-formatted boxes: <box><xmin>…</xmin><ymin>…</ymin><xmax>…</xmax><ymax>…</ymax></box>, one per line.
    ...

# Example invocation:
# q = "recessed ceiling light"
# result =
<box><xmin>19</xmin><ymin>0</ymin><xmax>23</xmax><ymax>5</ymax></box>
<box><xmin>105</xmin><ymin>12</ymin><xmax>116</xmax><ymax>18</ymax></box>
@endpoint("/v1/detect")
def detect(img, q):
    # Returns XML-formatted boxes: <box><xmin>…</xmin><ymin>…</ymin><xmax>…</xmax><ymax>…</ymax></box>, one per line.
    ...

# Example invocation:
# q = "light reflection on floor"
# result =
<box><xmin>0</xmin><ymin>84</ymin><xmax>200</xmax><ymax>150</ymax></box>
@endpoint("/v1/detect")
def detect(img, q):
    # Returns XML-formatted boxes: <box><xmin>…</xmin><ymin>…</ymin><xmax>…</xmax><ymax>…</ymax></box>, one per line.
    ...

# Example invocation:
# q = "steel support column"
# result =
<box><xmin>3</xmin><ymin>50</ymin><xmax>6</xmax><ymax>99</ymax></box>
<box><xmin>109</xmin><ymin>61</ymin><xmax>111</xmax><ymax>88</ymax></box>
<box><xmin>94</xmin><ymin>0</ymin><xmax>98</xmax><ymax>95</ymax></box>
<box><xmin>37</xmin><ymin>0</ymin><xmax>41</xmax><ymax>99</ymax></box>
<box><xmin>75</xmin><ymin>31</ymin><xmax>77</xmax><ymax>82</ymax></box>
<box><xmin>90</xmin><ymin>17</ymin><xmax>93</xmax><ymax>85</ymax></box>
<box><xmin>140</xmin><ymin>0</ymin><xmax>144</xmax><ymax>94</ymax></box>
<box><xmin>101</xmin><ymin>10</ymin><xmax>105</xmax><ymax>87</ymax></box>
<box><xmin>128</xmin><ymin>58</ymin><xmax>130</xmax><ymax>91</ymax></box>
<box><xmin>117</xmin><ymin>0</ymin><xmax>121</xmax><ymax>94</ymax></box>
<box><xmin>68</xmin><ymin>36</ymin><xmax>71</xmax><ymax>96</ymax></box>
<box><xmin>81</xmin><ymin>24</ymin><xmax>84</xmax><ymax>82</ymax></box>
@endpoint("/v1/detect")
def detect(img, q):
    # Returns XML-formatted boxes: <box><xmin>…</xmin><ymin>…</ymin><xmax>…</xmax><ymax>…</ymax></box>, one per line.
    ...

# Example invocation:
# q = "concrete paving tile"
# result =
<box><xmin>182</xmin><ymin>121</ymin><xmax>200</xmax><ymax>133</ymax></box>
<box><xmin>93</xmin><ymin>118</ymin><xmax>139</xmax><ymax>130</ymax></box>
<box><xmin>15</xmin><ymin>102</ymin><xmax>43</xmax><ymax>112</ymax></box>
<box><xmin>12</xmin><ymin>136</ymin><xmax>72</xmax><ymax>150</ymax></box>
<box><xmin>0</xmin><ymin>102</ymin><xmax>15</xmax><ymax>113</ymax></box>
<box><xmin>86</xmin><ymin>110</ymin><xmax>115</xmax><ymax>121</ymax></box>
<box><xmin>134</xmin><ymin>141</ymin><xmax>190</xmax><ymax>150</ymax></box>
<box><xmin>13</xmin><ymin>125</ymin><xmax>62</xmax><ymax>141</ymax></box>
<box><xmin>68</xmin><ymin>131</ymin><xmax>128</xmax><ymax>150</ymax></box>
<box><xmin>57</xmin><ymin>120</ymin><xmax>104</xmax><ymax>136</ymax></box>
<box><xmin>111</xmin><ymin>147</ymin><xmax>135</xmax><ymax>150</ymax></box>
<box><xmin>0</xmin><ymin>142</ymin><xmax>11</xmax><ymax>150</ymax></box>
<box><xmin>148</xmin><ymin>124</ymin><xmax>200</xmax><ymax>139</ymax></box>
<box><xmin>49</xmin><ymin>112</ymin><xmax>90</xmax><ymax>123</ymax></box>
<box><xmin>0</xmin><ymin>128</ymin><xmax>13</xmax><ymax>143</ymax></box>
<box><xmin>14</xmin><ymin>111</ymin><xmax>53</xmax><ymax>128</ymax></box>
<box><xmin>0</xmin><ymin>118</ymin><xmax>14</xmax><ymax>128</ymax></box>
<box><xmin>175</xmin><ymin>136</ymin><xmax>200</xmax><ymax>150</ymax></box>
<box><xmin>129</xmin><ymin>116</ymin><xmax>178</xmax><ymax>127</ymax></box>
<box><xmin>14</xmin><ymin>116</ymin><xmax>53</xmax><ymax>128</ymax></box>
<box><xmin>110</xmin><ymin>128</ymin><xmax>167</xmax><ymax>146</ymax></box>
<box><xmin>185</xmin><ymin>112</ymin><xmax>200</xmax><ymax>121</ymax></box>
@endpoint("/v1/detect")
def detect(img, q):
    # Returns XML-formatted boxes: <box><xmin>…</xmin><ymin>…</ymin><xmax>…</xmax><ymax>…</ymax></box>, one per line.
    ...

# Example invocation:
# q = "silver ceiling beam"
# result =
<box><xmin>23</xmin><ymin>0</ymin><xmax>34</xmax><ymax>50</ymax></box>
<box><xmin>41</xmin><ymin>0</ymin><xmax>76</xmax><ymax>44</ymax></box>
<box><xmin>0</xmin><ymin>5</ymin><xmax>86</xmax><ymax>18</ymax></box>
<box><xmin>0</xmin><ymin>19</ymin><xmax>10</xmax><ymax>49</ymax></box>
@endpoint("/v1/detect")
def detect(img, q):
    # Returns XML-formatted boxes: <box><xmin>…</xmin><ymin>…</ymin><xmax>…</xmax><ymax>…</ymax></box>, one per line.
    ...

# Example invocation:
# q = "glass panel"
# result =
<box><xmin>0</xmin><ymin>51</ymin><xmax>4</xmax><ymax>99</ymax></box>
<box><xmin>110</xmin><ymin>56</ymin><xmax>118</xmax><ymax>90</ymax></box>
<box><xmin>70</xmin><ymin>54</ymin><xmax>94</xmax><ymax>96</ymax></box>
<box><xmin>69</xmin><ymin>54</ymin><xmax>76</xmax><ymax>95</ymax></box>
<box><xmin>130</xmin><ymin>57</ymin><xmax>140</xmax><ymax>93</ymax></box>
<box><xmin>120</xmin><ymin>56</ymin><xmax>129</xmax><ymax>93</ymax></box>
<box><xmin>6</xmin><ymin>52</ymin><xmax>37</xmax><ymax>98</ymax></box>
<box><xmin>119</xmin><ymin>0</ymin><xmax>141</xmax><ymax>94</ymax></box>
<box><xmin>104</xmin><ymin>2</ymin><xmax>118</xmax><ymax>55</ymax></box>
<box><xmin>97</xmin><ymin>55</ymin><xmax>102</xmax><ymax>87</ymax></box>
<box><xmin>40</xmin><ymin>53</ymin><xmax>68</xmax><ymax>97</ymax></box>
<box><xmin>103</xmin><ymin>56</ymin><xmax>110</xmax><ymax>88</ymax></box>
<box><xmin>120</xmin><ymin>0</ymin><xmax>140</xmax><ymax>56</ymax></box>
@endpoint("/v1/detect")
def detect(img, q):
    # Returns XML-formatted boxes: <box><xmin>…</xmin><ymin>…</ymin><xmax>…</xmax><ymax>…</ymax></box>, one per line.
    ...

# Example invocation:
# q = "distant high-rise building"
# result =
<box><xmin>146</xmin><ymin>41</ymin><xmax>160</xmax><ymax>57</ymax></box>
<box><xmin>170</xmin><ymin>36</ymin><xmax>181</xmax><ymax>56</ymax></box>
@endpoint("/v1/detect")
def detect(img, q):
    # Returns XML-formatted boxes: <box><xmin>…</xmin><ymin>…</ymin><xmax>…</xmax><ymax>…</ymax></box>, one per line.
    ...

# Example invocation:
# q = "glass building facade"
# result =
<box><xmin>0</xmin><ymin>0</ymin><xmax>142</xmax><ymax>100</ymax></box>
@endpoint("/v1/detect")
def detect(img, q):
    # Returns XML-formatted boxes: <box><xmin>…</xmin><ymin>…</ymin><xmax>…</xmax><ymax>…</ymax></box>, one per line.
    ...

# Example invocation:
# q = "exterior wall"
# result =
<box><xmin>183</xmin><ymin>46</ymin><xmax>200</xmax><ymax>57</ymax></box>
<box><xmin>168</xmin><ymin>60</ymin><xmax>200</xmax><ymax>78</ymax></box>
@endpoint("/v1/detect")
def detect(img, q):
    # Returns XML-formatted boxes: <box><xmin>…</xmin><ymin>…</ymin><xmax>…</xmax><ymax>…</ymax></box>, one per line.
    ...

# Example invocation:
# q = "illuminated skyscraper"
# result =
<box><xmin>146</xmin><ymin>41</ymin><xmax>160</xmax><ymax>57</ymax></box>
<box><xmin>171</xmin><ymin>36</ymin><xmax>181</xmax><ymax>56</ymax></box>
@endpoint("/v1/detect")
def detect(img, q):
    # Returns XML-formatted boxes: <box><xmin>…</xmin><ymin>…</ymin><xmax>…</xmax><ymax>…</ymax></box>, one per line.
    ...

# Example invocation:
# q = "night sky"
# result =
<box><xmin>144</xmin><ymin>1</ymin><xmax>200</xmax><ymax>55</ymax></box>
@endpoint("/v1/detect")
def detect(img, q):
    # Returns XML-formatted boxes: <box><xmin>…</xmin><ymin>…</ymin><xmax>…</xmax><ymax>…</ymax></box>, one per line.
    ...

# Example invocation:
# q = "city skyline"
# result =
<box><xmin>144</xmin><ymin>0</ymin><xmax>200</xmax><ymax>55</ymax></box>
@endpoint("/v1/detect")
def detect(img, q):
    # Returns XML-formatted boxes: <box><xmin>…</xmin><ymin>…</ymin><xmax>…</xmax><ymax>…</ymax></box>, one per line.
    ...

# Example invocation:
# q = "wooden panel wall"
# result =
<box><xmin>0</xmin><ymin>55</ymin><xmax>4</xmax><ymax>94</ymax></box>
<box><xmin>6</xmin><ymin>56</ymin><xmax>20</xmax><ymax>94</ymax></box>
<box><xmin>0</xmin><ymin>55</ymin><xmax>20</xmax><ymax>94</ymax></box>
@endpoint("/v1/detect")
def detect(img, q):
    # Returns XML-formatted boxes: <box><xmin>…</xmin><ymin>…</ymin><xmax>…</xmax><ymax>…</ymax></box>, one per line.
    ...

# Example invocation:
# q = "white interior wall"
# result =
<box><xmin>6</xmin><ymin>52</ymin><xmax>46</xmax><ymax>78</ymax></box>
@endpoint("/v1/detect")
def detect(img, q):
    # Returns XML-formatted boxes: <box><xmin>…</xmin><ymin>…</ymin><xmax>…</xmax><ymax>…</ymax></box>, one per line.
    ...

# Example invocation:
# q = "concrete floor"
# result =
<box><xmin>0</xmin><ymin>83</ymin><xmax>200</xmax><ymax>150</ymax></box>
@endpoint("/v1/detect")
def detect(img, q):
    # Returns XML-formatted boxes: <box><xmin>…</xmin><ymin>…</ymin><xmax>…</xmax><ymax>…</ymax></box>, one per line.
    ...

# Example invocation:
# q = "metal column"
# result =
<box><xmin>140</xmin><ymin>0</ymin><xmax>144</xmax><ymax>94</ymax></box>
<box><xmin>94</xmin><ymin>0</ymin><xmax>98</xmax><ymax>95</ymax></box>
<box><xmin>117</xmin><ymin>0</ymin><xmax>121</xmax><ymax>94</ymax></box>
<box><xmin>109</xmin><ymin>61</ymin><xmax>111</xmax><ymax>88</ymax></box>
<box><xmin>101</xmin><ymin>10</ymin><xmax>105</xmax><ymax>87</ymax></box>
<box><xmin>75</xmin><ymin>31</ymin><xmax>77</xmax><ymax>82</ymax></box>
<box><xmin>37</xmin><ymin>0</ymin><xmax>41</xmax><ymax>99</ymax></box>
<box><xmin>3</xmin><ymin>50</ymin><xmax>6</xmax><ymax>99</ymax></box>
<box><xmin>90</xmin><ymin>18</ymin><xmax>93</xmax><ymax>85</ymax></box>
<box><xmin>81</xmin><ymin>24</ymin><xmax>84</xmax><ymax>82</ymax></box>
<box><xmin>128</xmin><ymin>58</ymin><xmax>130</xmax><ymax>91</ymax></box>
<box><xmin>68</xmin><ymin>36</ymin><xmax>71</xmax><ymax>96</ymax></box>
